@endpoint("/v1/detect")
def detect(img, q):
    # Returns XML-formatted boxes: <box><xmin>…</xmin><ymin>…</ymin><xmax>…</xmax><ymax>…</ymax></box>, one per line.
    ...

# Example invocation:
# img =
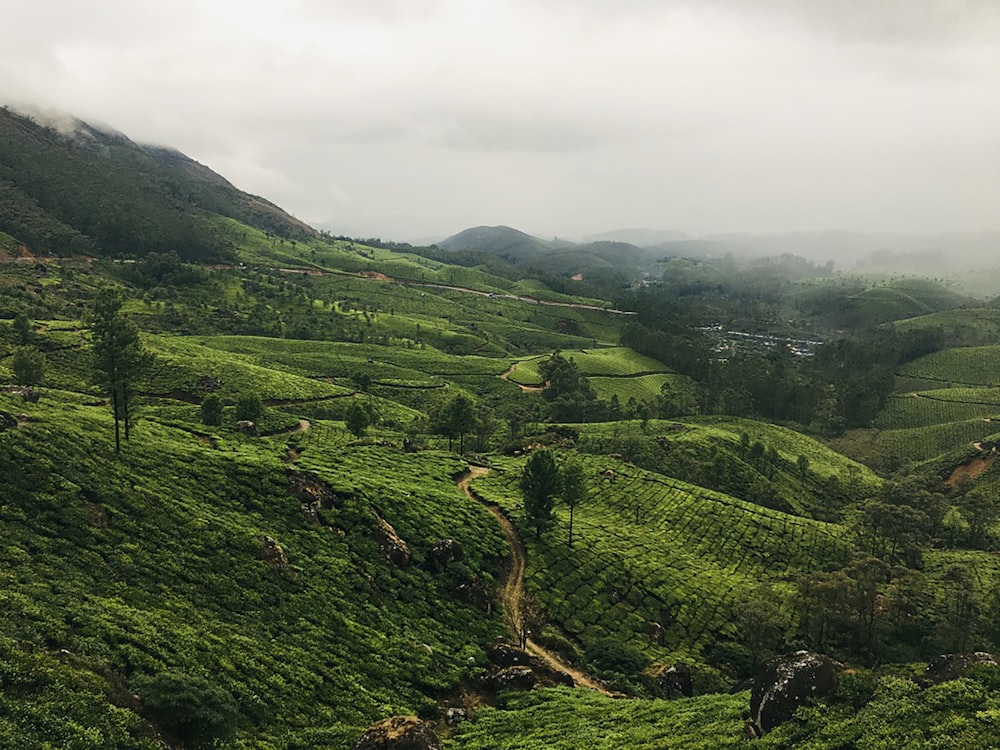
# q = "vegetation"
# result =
<box><xmin>8</xmin><ymin>116</ymin><xmax>1000</xmax><ymax>748</ymax></box>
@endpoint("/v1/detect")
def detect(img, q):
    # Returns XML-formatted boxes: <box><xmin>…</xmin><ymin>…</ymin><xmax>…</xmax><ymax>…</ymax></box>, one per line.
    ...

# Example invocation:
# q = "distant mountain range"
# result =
<box><xmin>437</xmin><ymin>224</ymin><xmax>1000</xmax><ymax>273</ymax></box>
<box><xmin>0</xmin><ymin>107</ymin><xmax>314</xmax><ymax>261</ymax></box>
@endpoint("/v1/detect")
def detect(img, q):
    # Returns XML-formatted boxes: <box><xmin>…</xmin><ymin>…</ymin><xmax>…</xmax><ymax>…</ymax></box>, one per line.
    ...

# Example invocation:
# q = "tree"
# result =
<box><xmin>91</xmin><ymin>290</ymin><xmax>153</xmax><ymax>453</ymax></box>
<box><xmin>560</xmin><ymin>457</ymin><xmax>587</xmax><ymax>548</ymax></box>
<box><xmin>958</xmin><ymin>488</ymin><xmax>999</xmax><ymax>547</ymax></box>
<box><xmin>520</xmin><ymin>450</ymin><xmax>561</xmax><ymax>540</ymax></box>
<box><xmin>235</xmin><ymin>393</ymin><xmax>262</xmax><ymax>422</ymax></box>
<box><xmin>432</xmin><ymin>395</ymin><xmax>476</xmax><ymax>453</ymax></box>
<box><xmin>11</xmin><ymin>346</ymin><xmax>45</xmax><ymax>386</ymax></box>
<box><xmin>200</xmin><ymin>394</ymin><xmax>223</xmax><ymax>426</ymax></box>
<box><xmin>12</xmin><ymin>312</ymin><xmax>31</xmax><ymax>345</ymax></box>
<box><xmin>345</xmin><ymin>400</ymin><xmax>369</xmax><ymax>438</ymax></box>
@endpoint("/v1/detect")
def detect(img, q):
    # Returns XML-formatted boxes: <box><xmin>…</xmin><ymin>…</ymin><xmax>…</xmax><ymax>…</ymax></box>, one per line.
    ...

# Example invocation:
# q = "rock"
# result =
<box><xmin>923</xmin><ymin>652</ymin><xmax>999</xmax><ymax>685</ymax></box>
<box><xmin>646</xmin><ymin>620</ymin><xmax>665</xmax><ymax>645</ymax></box>
<box><xmin>236</xmin><ymin>419</ymin><xmax>257</xmax><ymax>435</ymax></box>
<box><xmin>352</xmin><ymin>716</ymin><xmax>441</xmax><ymax>750</ymax></box>
<box><xmin>443</xmin><ymin>707</ymin><xmax>467</xmax><ymax>727</ymax></box>
<box><xmin>487</xmin><ymin>666</ymin><xmax>535</xmax><ymax>692</ymax></box>
<box><xmin>288</xmin><ymin>472</ymin><xmax>348</xmax><ymax>523</ymax></box>
<box><xmin>452</xmin><ymin>577</ymin><xmax>492</xmax><ymax>612</ymax></box>
<box><xmin>657</xmin><ymin>662</ymin><xmax>693</xmax><ymax>698</ymax></box>
<box><xmin>197</xmin><ymin>375</ymin><xmax>223</xmax><ymax>391</ymax></box>
<box><xmin>552</xmin><ymin>670</ymin><xmax>575</xmax><ymax>687</ymax></box>
<box><xmin>372</xmin><ymin>511</ymin><xmax>411</xmax><ymax>568</ymax></box>
<box><xmin>426</xmin><ymin>538</ymin><xmax>464</xmax><ymax>573</ymax></box>
<box><xmin>487</xmin><ymin>640</ymin><xmax>532</xmax><ymax>668</ymax></box>
<box><xmin>258</xmin><ymin>535</ymin><xmax>289</xmax><ymax>567</ymax></box>
<box><xmin>748</xmin><ymin>650</ymin><xmax>842</xmax><ymax>737</ymax></box>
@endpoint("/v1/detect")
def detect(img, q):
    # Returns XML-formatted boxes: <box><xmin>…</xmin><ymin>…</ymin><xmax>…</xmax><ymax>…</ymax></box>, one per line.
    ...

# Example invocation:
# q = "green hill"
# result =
<box><xmin>0</xmin><ymin>107</ymin><xmax>314</xmax><ymax>260</ymax></box>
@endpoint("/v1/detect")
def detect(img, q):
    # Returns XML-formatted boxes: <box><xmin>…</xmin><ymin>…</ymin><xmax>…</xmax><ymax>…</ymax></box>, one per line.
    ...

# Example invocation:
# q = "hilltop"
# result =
<box><xmin>0</xmin><ymin>106</ymin><xmax>314</xmax><ymax>262</ymax></box>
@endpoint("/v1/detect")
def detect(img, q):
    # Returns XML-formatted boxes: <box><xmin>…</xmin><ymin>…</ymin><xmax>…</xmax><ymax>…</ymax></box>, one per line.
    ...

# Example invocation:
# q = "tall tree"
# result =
<box><xmin>11</xmin><ymin>346</ymin><xmax>45</xmax><ymax>386</ymax></box>
<box><xmin>520</xmin><ymin>450</ymin><xmax>561</xmax><ymax>540</ymax></box>
<box><xmin>12</xmin><ymin>312</ymin><xmax>31</xmax><ymax>345</ymax></box>
<box><xmin>560</xmin><ymin>457</ymin><xmax>587</xmax><ymax>549</ymax></box>
<box><xmin>345</xmin><ymin>400</ymin><xmax>369</xmax><ymax>438</ymax></box>
<box><xmin>91</xmin><ymin>290</ymin><xmax>153</xmax><ymax>452</ymax></box>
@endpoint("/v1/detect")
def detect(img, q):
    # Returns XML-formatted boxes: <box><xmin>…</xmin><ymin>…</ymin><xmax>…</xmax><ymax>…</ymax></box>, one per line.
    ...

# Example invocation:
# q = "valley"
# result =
<box><xmin>4</xmin><ymin>107</ymin><xmax>1000</xmax><ymax>749</ymax></box>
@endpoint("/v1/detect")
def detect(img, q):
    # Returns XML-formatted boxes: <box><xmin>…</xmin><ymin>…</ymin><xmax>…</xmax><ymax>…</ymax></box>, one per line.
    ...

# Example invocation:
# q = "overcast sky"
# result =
<box><xmin>2</xmin><ymin>1</ymin><xmax>999</xmax><ymax>242</ymax></box>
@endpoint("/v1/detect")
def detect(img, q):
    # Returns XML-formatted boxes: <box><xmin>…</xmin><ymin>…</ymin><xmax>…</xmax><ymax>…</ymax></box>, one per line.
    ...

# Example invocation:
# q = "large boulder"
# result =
<box><xmin>426</xmin><ymin>538</ymin><xmax>464</xmax><ymax>573</ymax></box>
<box><xmin>487</xmin><ymin>640</ymin><xmax>532</xmax><ymax>668</ymax></box>
<box><xmin>352</xmin><ymin>716</ymin><xmax>440</xmax><ymax>750</ymax></box>
<box><xmin>657</xmin><ymin>662</ymin><xmax>693</xmax><ymax>698</ymax></box>
<box><xmin>288</xmin><ymin>472</ymin><xmax>348</xmax><ymax>523</ymax></box>
<box><xmin>372</xmin><ymin>512</ymin><xmax>411</xmax><ymax>568</ymax></box>
<box><xmin>749</xmin><ymin>651</ymin><xmax>842</xmax><ymax>737</ymax></box>
<box><xmin>487</xmin><ymin>666</ymin><xmax>535</xmax><ymax>692</ymax></box>
<box><xmin>923</xmin><ymin>652</ymin><xmax>999</xmax><ymax>685</ymax></box>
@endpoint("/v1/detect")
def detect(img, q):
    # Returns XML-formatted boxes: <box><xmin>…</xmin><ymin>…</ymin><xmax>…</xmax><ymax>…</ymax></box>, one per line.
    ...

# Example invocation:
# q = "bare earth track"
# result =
<box><xmin>457</xmin><ymin>467</ymin><xmax>615</xmax><ymax>696</ymax></box>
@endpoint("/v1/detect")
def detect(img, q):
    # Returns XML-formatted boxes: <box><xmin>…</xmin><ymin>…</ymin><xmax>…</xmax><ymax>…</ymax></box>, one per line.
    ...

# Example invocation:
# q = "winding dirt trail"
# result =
<box><xmin>498</xmin><ymin>363</ymin><xmax>544</xmax><ymax>393</ymax></box>
<box><xmin>457</xmin><ymin>467</ymin><xmax>615</xmax><ymax>696</ymax></box>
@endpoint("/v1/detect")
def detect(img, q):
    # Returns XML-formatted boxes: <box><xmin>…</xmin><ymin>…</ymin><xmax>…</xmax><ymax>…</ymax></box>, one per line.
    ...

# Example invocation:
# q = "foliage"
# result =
<box><xmin>11</xmin><ymin>345</ymin><xmax>45</xmax><ymax>385</ymax></box>
<box><xmin>200</xmin><ymin>393</ymin><xmax>223</xmax><ymax>426</ymax></box>
<box><xmin>91</xmin><ymin>289</ymin><xmax>154</xmax><ymax>452</ymax></box>
<box><xmin>345</xmin><ymin>400</ymin><xmax>370</xmax><ymax>438</ymax></box>
<box><xmin>137</xmin><ymin>670</ymin><xmax>238</xmax><ymax>749</ymax></box>
<box><xmin>234</xmin><ymin>392</ymin><xmax>263</xmax><ymax>422</ymax></box>
<box><xmin>520</xmin><ymin>450</ymin><xmax>561</xmax><ymax>539</ymax></box>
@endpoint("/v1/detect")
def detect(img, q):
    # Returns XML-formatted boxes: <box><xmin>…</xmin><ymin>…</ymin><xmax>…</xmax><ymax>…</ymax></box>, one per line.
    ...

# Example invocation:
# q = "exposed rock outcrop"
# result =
<box><xmin>236</xmin><ymin>419</ymin><xmax>257</xmax><ymax>435</ymax></box>
<box><xmin>372</xmin><ymin>511</ymin><xmax>411</xmax><ymax>568</ymax></box>
<box><xmin>488</xmin><ymin>666</ymin><xmax>535</xmax><ymax>692</ymax></box>
<box><xmin>487</xmin><ymin>639</ymin><xmax>532</xmax><ymax>668</ymax></box>
<box><xmin>352</xmin><ymin>716</ymin><xmax>441</xmax><ymax>750</ymax></box>
<box><xmin>426</xmin><ymin>538</ymin><xmax>464</xmax><ymax>573</ymax></box>
<box><xmin>258</xmin><ymin>535</ymin><xmax>289</xmax><ymax>568</ymax></box>
<box><xmin>288</xmin><ymin>472</ymin><xmax>348</xmax><ymax>523</ymax></box>
<box><xmin>748</xmin><ymin>650</ymin><xmax>842</xmax><ymax>737</ymax></box>
<box><xmin>656</xmin><ymin>662</ymin><xmax>693</xmax><ymax>698</ymax></box>
<box><xmin>923</xmin><ymin>652</ymin><xmax>999</xmax><ymax>685</ymax></box>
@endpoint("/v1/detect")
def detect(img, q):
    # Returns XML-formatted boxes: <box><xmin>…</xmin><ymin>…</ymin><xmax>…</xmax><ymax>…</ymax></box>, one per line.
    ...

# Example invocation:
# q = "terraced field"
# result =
<box><xmin>473</xmin><ymin>454</ymin><xmax>848</xmax><ymax>657</ymax></box>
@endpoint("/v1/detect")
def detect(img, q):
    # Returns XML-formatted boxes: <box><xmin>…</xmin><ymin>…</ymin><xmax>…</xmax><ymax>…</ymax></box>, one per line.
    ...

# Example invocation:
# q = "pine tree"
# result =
<box><xmin>92</xmin><ymin>290</ymin><xmax>153</xmax><ymax>452</ymax></box>
<box><xmin>520</xmin><ymin>450</ymin><xmax>561</xmax><ymax>540</ymax></box>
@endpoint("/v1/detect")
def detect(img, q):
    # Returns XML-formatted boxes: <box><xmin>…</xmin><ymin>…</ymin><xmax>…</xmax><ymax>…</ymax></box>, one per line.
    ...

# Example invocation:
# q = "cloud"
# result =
<box><xmin>1</xmin><ymin>0</ymin><xmax>998</xmax><ymax>240</ymax></box>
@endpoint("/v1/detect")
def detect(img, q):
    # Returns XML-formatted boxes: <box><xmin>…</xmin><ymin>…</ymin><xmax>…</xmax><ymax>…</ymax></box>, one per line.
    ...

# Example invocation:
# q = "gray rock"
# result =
<box><xmin>749</xmin><ymin>650</ymin><xmax>842</xmax><ymax>736</ymax></box>
<box><xmin>426</xmin><ymin>538</ymin><xmax>464</xmax><ymax>573</ymax></box>
<box><xmin>657</xmin><ymin>662</ymin><xmax>693</xmax><ymax>698</ymax></box>
<box><xmin>488</xmin><ymin>666</ymin><xmax>535</xmax><ymax>692</ymax></box>
<box><xmin>352</xmin><ymin>716</ymin><xmax>441</xmax><ymax>750</ymax></box>
<box><xmin>924</xmin><ymin>652</ymin><xmax>998</xmax><ymax>685</ymax></box>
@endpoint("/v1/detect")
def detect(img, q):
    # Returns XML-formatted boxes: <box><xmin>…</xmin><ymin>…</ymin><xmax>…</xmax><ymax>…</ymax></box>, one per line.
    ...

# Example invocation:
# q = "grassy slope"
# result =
<box><xmin>473</xmin><ymin>452</ymin><xmax>847</xmax><ymax>662</ymax></box>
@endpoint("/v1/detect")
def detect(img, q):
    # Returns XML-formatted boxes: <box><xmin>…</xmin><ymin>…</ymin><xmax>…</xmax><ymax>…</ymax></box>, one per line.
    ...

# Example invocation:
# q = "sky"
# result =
<box><xmin>2</xmin><ymin>0</ymin><xmax>999</xmax><ymax>242</ymax></box>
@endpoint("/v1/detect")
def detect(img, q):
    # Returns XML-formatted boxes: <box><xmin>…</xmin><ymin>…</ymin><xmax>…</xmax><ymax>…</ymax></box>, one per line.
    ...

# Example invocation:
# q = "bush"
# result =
<box><xmin>11</xmin><ymin>346</ymin><xmax>45</xmax><ymax>386</ymax></box>
<box><xmin>235</xmin><ymin>393</ymin><xmax>262</xmax><ymax>422</ymax></box>
<box><xmin>583</xmin><ymin>637</ymin><xmax>649</xmax><ymax>677</ymax></box>
<box><xmin>138</xmin><ymin>670</ymin><xmax>238</xmax><ymax>749</ymax></box>
<box><xmin>201</xmin><ymin>394</ymin><xmax>223</xmax><ymax>426</ymax></box>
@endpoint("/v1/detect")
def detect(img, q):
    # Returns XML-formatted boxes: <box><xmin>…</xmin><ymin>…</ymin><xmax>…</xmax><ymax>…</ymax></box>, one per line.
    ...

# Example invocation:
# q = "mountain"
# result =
<box><xmin>437</xmin><ymin>225</ymin><xmax>565</xmax><ymax>260</ymax></box>
<box><xmin>0</xmin><ymin>106</ymin><xmax>315</xmax><ymax>261</ymax></box>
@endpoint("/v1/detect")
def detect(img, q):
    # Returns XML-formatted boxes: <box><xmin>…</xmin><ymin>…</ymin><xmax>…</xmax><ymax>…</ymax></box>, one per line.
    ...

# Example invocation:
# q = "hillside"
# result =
<box><xmin>0</xmin><ymin>107</ymin><xmax>314</xmax><ymax>261</ymax></box>
<box><xmin>7</xmin><ymin>111</ymin><xmax>1000</xmax><ymax>749</ymax></box>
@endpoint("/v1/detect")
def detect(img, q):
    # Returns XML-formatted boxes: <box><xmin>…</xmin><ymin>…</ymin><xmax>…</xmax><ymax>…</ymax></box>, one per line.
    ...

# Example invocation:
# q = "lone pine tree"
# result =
<box><xmin>91</xmin><ymin>290</ymin><xmax>152</xmax><ymax>453</ymax></box>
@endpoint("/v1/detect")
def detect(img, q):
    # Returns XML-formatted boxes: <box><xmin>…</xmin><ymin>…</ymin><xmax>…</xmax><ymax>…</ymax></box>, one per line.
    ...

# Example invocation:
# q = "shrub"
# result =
<box><xmin>201</xmin><ymin>394</ymin><xmax>223</xmax><ymax>426</ymax></box>
<box><xmin>138</xmin><ymin>671</ymin><xmax>238</xmax><ymax>749</ymax></box>
<box><xmin>235</xmin><ymin>393</ymin><xmax>262</xmax><ymax>422</ymax></box>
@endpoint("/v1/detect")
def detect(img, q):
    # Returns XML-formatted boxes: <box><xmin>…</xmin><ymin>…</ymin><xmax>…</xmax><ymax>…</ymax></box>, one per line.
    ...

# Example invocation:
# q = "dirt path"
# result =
<box><xmin>947</xmin><ymin>443</ymin><xmax>999</xmax><ymax>488</ymax></box>
<box><xmin>498</xmin><ymin>363</ymin><xmax>544</xmax><ymax>393</ymax></box>
<box><xmin>457</xmin><ymin>467</ymin><xmax>615</xmax><ymax>696</ymax></box>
